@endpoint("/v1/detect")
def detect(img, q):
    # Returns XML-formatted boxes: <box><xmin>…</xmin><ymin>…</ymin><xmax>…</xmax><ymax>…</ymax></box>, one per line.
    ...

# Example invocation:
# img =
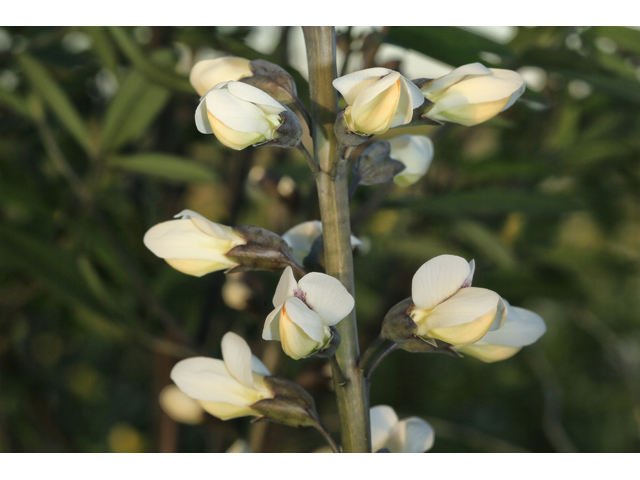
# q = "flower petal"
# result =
<box><xmin>389</xmin><ymin>417</ymin><xmax>435</xmax><ymax>453</ymax></box>
<box><xmin>370</xmin><ymin>405</ymin><xmax>398</xmax><ymax>453</ymax></box>
<box><xmin>221</xmin><ymin>332</ymin><xmax>254</xmax><ymax>389</ymax></box>
<box><xmin>478</xmin><ymin>303</ymin><xmax>546</xmax><ymax>347</ymax></box>
<box><xmin>205</xmin><ymin>87</ymin><xmax>275</xmax><ymax>136</ymax></box>
<box><xmin>299</xmin><ymin>273</ymin><xmax>355</xmax><ymax>326</ymax></box>
<box><xmin>198</xmin><ymin>400</ymin><xmax>256</xmax><ymax>421</ymax></box>
<box><xmin>227</xmin><ymin>81</ymin><xmax>285</xmax><ymax>112</ymax></box>
<box><xmin>273</xmin><ymin>266</ymin><xmax>298</xmax><ymax>307</ymax></box>
<box><xmin>412</xmin><ymin>255</ymin><xmax>472</xmax><ymax>310</ymax></box>
<box><xmin>159</xmin><ymin>385</ymin><xmax>204</xmax><ymax>424</ymax></box>
<box><xmin>456</xmin><ymin>344</ymin><xmax>522</xmax><ymax>363</ymax></box>
<box><xmin>425</xmin><ymin>62</ymin><xmax>492</xmax><ymax>94</ymax></box>
<box><xmin>170</xmin><ymin>357</ymin><xmax>254</xmax><ymax>405</ymax></box>
<box><xmin>189</xmin><ymin>57</ymin><xmax>252</xmax><ymax>96</ymax></box>
<box><xmin>282</xmin><ymin>297</ymin><xmax>325</xmax><ymax>341</ymax></box>
<box><xmin>333</xmin><ymin>67</ymin><xmax>393</xmax><ymax>105</ymax></box>
<box><xmin>262</xmin><ymin>307</ymin><xmax>282</xmax><ymax>341</ymax></box>
<box><xmin>251</xmin><ymin>355</ymin><xmax>271</xmax><ymax>377</ymax></box>
<box><xmin>195</xmin><ymin>98</ymin><xmax>213</xmax><ymax>134</ymax></box>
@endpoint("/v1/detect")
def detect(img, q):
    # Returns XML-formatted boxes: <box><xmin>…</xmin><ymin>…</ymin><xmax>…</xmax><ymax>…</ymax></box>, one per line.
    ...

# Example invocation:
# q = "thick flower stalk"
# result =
<box><xmin>456</xmin><ymin>300</ymin><xmax>546</xmax><ymax>362</ymax></box>
<box><xmin>263</xmin><ymin>266</ymin><xmax>355</xmax><ymax>360</ymax></box>
<box><xmin>370</xmin><ymin>405</ymin><xmax>435</xmax><ymax>453</ymax></box>
<box><xmin>195</xmin><ymin>81</ymin><xmax>302</xmax><ymax>150</ymax></box>
<box><xmin>143</xmin><ymin>209</ymin><xmax>246</xmax><ymax>276</ymax></box>
<box><xmin>419</xmin><ymin>62</ymin><xmax>525</xmax><ymax>126</ymax></box>
<box><xmin>170</xmin><ymin>332</ymin><xmax>274</xmax><ymax>420</ymax></box>
<box><xmin>333</xmin><ymin>67</ymin><xmax>424</xmax><ymax>135</ymax></box>
<box><xmin>387</xmin><ymin>134</ymin><xmax>434</xmax><ymax>187</ymax></box>
<box><xmin>409</xmin><ymin>255</ymin><xmax>506</xmax><ymax>346</ymax></box>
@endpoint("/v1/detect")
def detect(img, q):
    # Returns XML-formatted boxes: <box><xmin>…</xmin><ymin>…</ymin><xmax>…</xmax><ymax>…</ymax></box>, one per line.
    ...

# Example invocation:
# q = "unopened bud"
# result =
<box><xmin>353</xmin><ymin>141</ymin><xmax>405</xmax><ymax>186</ymax></box>
<box><xmin>250</xmin><ymin>376</ymin><xmax>321</xmax><ymax>428</ymax></box>
<box><xmin>240</xmin><ymin>59</ymin><xmax>299</xmax><ymax>105</ymax></box>
<box><xmin>226</xmin><ymin>225</ymin><xmax>304</xmax><ymax>273</ymax></box>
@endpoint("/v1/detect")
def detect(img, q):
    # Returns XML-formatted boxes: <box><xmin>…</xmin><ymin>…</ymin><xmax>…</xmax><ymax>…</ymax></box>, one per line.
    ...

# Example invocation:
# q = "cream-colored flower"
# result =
<box><xmin>189</xmin><ymin>56</ymin><xmax>252</xmax><ymax>96</ymax></box>
<box><xmin>143</xmin><ymin>209</ymin><xmax>245</xmax><ymax>277</ymax></box>
<box><xmin>263</xmin><ymin>267</ymin><xmax>355</xmax><ymax>360</ymax></box>
<box><xmin>333</xmin><ymin>68</ymin><xmax>424</xmax><ymax>135</ymax></box>
<box><xmin>170</xmin><ymin>332</ymin><xmax>273</xmax><ymax>421</ymax></box>
<box><xmin>281</xmin><ymin>221</ymin><xmax>362</xmax><ymax>266</ymax></box>
<box><xmin>456</xmin><ymin>300</ymin><xmax>546</xmax><ymax>362</ymax></box>
<box><xmin>195</xmin><ymin>81</ymin><xmax>287</xmax><ymax>150</ymax></box>
<box><xmin>158</xmin><ymin>385</ymin><xmax>204</xmax><ymax>425</ymax></box>
<box><xmin>387</xmin><ymin>135</ymin><xmax>434</xmax><ymax>187</ymax></box>
<box><xmin>370</xmin><ymin>405</ymin><xmax>435</xmax><ymax>453</ymax></box>
<box><xmin>421</xmin><ymin>63</ymin><xmax>525</xmax><ymax>126</ymax></box>
<box><xmin>410</xmin><ymin>255</ymin><xmax>506</xmax><ymax>346</ymax></box>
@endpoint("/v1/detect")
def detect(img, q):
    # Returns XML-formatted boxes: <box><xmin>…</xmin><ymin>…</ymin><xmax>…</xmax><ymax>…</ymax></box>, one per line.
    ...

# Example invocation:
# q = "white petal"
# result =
<box><xmin>194</xmin><ymin>97</ymin><xmax>213</xmax><ymax>134</ymax></box>
<box><xmin>389</xmin><ymin>135</ymin><xmax>434</xmax><ymax>180</ymax></box>
<box><xmin>189</xmin><ymin>57</ymin><xmax>252</xmax><ymax>96</ymax></box>
<box><xmin>170</xmin><ymin>357</ymin><xmax>253</xmax><ymax>405</ymax></box>
<box><xmin>283</xmin><ymin>297</ymin><xmax>325</xmax><ymax>342</ymax></box>
<box><xmin>205</xmin><ymin>87</ymin><xmax>274</xmax><ymax>136</ymax></box>
<box><xmin>298</xmin><ymin>273</ymin><xmax>355</xmax><ymax>326</ymax></box>
<box><xmin>351</xmin><ymin>71</ymin><xmax>401</xmax><ymax>113</ymax></box>
<box><xmin>426</xmin><ymin>62</ymin><xmax>492</xmax><ymax>94</ymax></box>
<box><xmin>227</xmin><ymin>81</ymin><xmax>285</xmax><ymax>111</ymax></box>
<box><xmin>221</xmin><ymin>332</ymin><xmax>254</xmax><ymax>389</ymax></box>
<box><xmin>198</xmin><ymin>401</ymin><xmax>256</xmax><ymax>421</ymax></box>
<box><xmin>370</xmin><ymin>405</ymin><xmax>398</xmax><ymax>453</ymax></box>
<box><xmin>425</xmin><ymin>287</ymin><xmax>500</xmax><ymax>329</ymax></box>
<box><xmin>478</xmin><ymin>304</ymin><xmax>546</xmax><ymax>347</ymax></box>
<box><xmin>262</xmin><ymin>307</ymin><xmax>282</xmax><ymax>341</ymax></box>
<box><xmin>412</xmin><ymin>255</ymin><xmax>472</xmax><ymax>310</ymax></box>
<box><xmin>333</xmin><ymin>67</ymin><xmax>393</xmax><ymax>105</ymax></box>
<box><xmin>389</xmin><ymin>417</ymin><xmax>435</xmax><ymax>453</ymax></box>
<box><xmin>282</xmin><ymin>221</ymin><xmax>323</xmax><ymax>253</ymax></box>
<box><xmin>273</xmin><ymin>266</ymin><xmax>298</xmax><ymax>307</ymax></box>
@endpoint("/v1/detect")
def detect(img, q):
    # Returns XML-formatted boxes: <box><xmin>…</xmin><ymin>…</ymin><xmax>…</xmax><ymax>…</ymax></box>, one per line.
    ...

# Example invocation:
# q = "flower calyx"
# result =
<box><xmin>240</xmin><ymin>59</ymin><xmax>299</xmax><ymax>105</ymax></box>
<box><xmin>353</xmin><ymin>141</ymin><xmax>406</xmax><ymax>186</ymax></box>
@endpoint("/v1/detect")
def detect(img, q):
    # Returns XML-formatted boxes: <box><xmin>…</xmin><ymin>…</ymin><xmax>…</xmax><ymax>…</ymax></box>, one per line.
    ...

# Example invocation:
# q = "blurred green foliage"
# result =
<box><xmin>1</xmin><ymin>26</ymin><xmax>639</xmax><ymax>453</ymax></box>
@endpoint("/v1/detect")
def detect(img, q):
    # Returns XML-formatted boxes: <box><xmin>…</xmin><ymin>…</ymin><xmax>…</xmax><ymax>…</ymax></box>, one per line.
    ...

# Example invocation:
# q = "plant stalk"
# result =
<box><xmin>303</xmin><ymin>26</ymin><xmax>370</xmax><ymax>453</ymax></box>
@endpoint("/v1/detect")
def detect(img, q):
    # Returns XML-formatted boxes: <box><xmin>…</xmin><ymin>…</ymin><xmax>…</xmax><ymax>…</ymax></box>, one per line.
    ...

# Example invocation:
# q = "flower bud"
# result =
<box><xmin>455</xmin><ymin>300</ymin><xmax>546</xmax><ymax>362</ymax></box>
<box><xmin>144</xmin><ymin>210</ymin><xmax>303</xmax><ymax>277</ymax></box>
<box><xmin>195</xmin><ymin>81</ymin><xmax>302</xmax><ymax>150</ymax></box>
<box><xmin>263</xmin><ymin>267</ymin><xmax>354</xmax><ymax>360</ymax></box>
<box><xmin>353</xmin><ymin>141</ymin><xmax>405</xmax><ymax>186</ymax></box>
<box><xmin>189</xmin><ymin>56</ymin><xmax>253</xmax><ymax>96</ymax></box>
<box><xmin>410</xmin><ymin>255</ymin><xmax>506</xmax><ymax>346</ymax></box>
<box><xmin>370</xmin><ymin>405</ymin><xmax>434</xmax><ymax>453</ymax></box>
<box><xmin>333</xmin><ymin>68</ymin><xmax>424</xmax><ymax>135</ymax></box>
<box><xmin>158</xmin><ymin>385</ymin><xmax>204</xmax><ymax>425</ymax></box>
<box><xmin>387</xmin><ymin>135</ymin><xmax>434</xmax><ymax>187</ymax></box>
<box><xmin>170</xmin><ymin>332</ymin><xmax>274</xmax><ymax>421</ymax></box>
<box><xmin>143</xmin><ymin>210</ymin><xmax>246</xmax><ymax>277</ymax></box>
<box><xmin>418</xmin><ymin>63</ymin><xmax>525</xmax><ymax>126</ymax></box>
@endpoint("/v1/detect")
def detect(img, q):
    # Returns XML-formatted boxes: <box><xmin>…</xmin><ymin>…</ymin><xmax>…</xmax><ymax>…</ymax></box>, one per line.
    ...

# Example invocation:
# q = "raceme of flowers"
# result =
<box><xmin>263</xmin><ymin>266</ymin><xmax>355</xmax><ymax>360</ymax></box>
<box><xmin>144</xmin><ymin>209</ymin><xmax>246</xmax><ymax>277</ymax></box>
<box><xmin>171</xmin><ymin>332</ymin><xmax>273</xmax><ymax>421</ymax></box>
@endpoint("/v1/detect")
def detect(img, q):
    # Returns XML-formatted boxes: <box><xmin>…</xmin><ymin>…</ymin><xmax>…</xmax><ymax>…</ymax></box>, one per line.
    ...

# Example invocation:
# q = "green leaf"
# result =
<box><xmin>589</xmin><ymin>27</ymin><xmax>640</xmax><ymax>54</ymax></box>
<box><xmin>383</xmin><ymin>190</ymin><xmax>584</xmax><ymax>217</ymax></box>
<box><xmin>82</xmin><ymin>26</ymin><xmax>119</xmax><ymax>76</ymax></box>
<box><xmin>0</xmin><ymin>226</ymin><xmax>111</xmax><ymax>316</ymax></box>
<box><xmin>0</xmin><ymin>87</ymin><xmax>33</xmax><ymax>119</ymax></box>
<box><xmin>108</xmin><ymin>26</ymin><xmax>192</xmax><ymax>93</ymax></box>
<box><xmin>453</xmin><ymin>220</ymin><xmax>517</xmax><ymax>270</ymax></box>
<box><xmin>17</xmin><ymin>53</ymin><xmax>96</xmax><ymax>155</ymax></box>
<box><xmin>100</xmin><ymin>69</ymin><xmax>170</xmax><ymax>152</ymax></box>
<box><xmin>384</xmin><ymin>27</ymin><xmax>514</xmax><ymax>68</ymax></box>
<box><xmin>107</xmin><ymin>153</ymin><xmax>217</xmax><ymax>183</ymax></box>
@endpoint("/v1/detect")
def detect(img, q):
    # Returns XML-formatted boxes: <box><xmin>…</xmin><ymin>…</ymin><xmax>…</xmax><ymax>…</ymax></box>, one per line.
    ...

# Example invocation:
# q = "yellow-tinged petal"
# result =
<box><xmin>350</xmin><ymin>79</ymin><xmax>401</xmax><ymax>135</ymax></box>
<box><xmin>207</xmin><ymin>111</ymin><xmax>268</xmax><ymax>150</ymax></box>
<box><xmin>198</xmin><ymin>401</ymin><xmax>258</xmax><ymax>421</ymax></box>
<box><xmin>159</xmin><ymin>385</ymin><xmax>204</xmax><ymax>424</ymax></box>
<box><xmin>457</xmin><ymin>344</ymin><xmax>522</xmax><ymax>363</ymax></box>
<box><xmin>279</xmin><ymin>302</ymin><xmax>325</xmax><ymax>360</ymax></box>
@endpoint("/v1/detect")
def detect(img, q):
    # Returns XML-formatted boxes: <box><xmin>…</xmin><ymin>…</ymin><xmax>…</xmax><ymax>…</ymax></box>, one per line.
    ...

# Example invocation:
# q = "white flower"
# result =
<box><xmin>195</xmin><ymin>81</ymin><xmax>287</xmax><ymax>150</ymax></box>
<box><xmin>281</xmin><ymin>221</ymin><xmax>362</xmax><ymax>266</ymax></box>
<box><xmin>143</xmin><ymin>209</ymin><xmax>245</xmax><ymax>277</ymax></box>
<box><xmin>189</xmin><ymin>56</ymin><xmax>252</xmax><ymax>96</ymax></box>
<box><xmin>263</xmin><ymin>266</ymin><xmax>355</xmax><ymax>360</ymax></box>
<box><xmin>387</xmin><ymin>135</ymin><xmax>434</xmax><ymax>187</ymax></box>
<box><xmin>421</xmin><ymin>63</ymin><xmax>525</xmax><ymax>126</ymax></box>
<box><xmin>333</xmin><ymin>68</ymin><xmax>424</xmax><ymax>135</ymax></box>
<box><xmin>158</xmin><ymin>385</ymin><xmax>204</xmax><ymax>425</ymax></box>
<box><xmin>370</xmin><ymin>405</ymin><xmax>434</xmax><ymax>453</ymax></box>
<box><xmin>410</xmin><ymin>255</ymin><xmax>506</xmax><ymax>346</ymax></box>
<box><xmin>170</xmin><ymin>332</ymin><xmax>273</xmax><ymax>421</ymax></box>
<box><xmin>456</xmin><ymin>300</ymin><xmax>546</xmax><ymax>362</ymax></box>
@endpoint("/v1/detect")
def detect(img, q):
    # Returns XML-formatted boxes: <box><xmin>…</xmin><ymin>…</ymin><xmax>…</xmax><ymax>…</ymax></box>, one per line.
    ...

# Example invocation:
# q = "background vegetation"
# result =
<box><xmin>1</xmin><ymin>26</ymin><xmax>639</xmax><ymax>453</ymax></box>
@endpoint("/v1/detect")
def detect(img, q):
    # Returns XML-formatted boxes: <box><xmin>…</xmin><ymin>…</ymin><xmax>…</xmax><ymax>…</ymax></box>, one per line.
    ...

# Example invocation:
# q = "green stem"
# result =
<box><xmin>303</xmin><ymin>26</ymin><xmax>370</xmax><ymax>453</ymax></box>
